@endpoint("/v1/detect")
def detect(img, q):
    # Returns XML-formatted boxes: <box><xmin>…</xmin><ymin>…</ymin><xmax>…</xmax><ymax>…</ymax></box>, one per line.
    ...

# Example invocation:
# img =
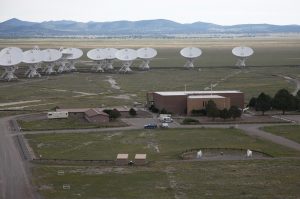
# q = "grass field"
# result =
<box><xmin>25</xmin><ymin>128</ymin><xmax>300</xmax><ymax>160</ymax></box>
<box><xmin>32</xmin><ymin>158</ymin><xmax>300</xmax><ymax>199</ymax></box>
<box><xmin>27</xmin><ymin>127</ymin><xmax>300</xmax><ymax>199</ymax></box>
<box><xmin>263</xmin><ymin>125</ymin><xmax>300</xmax><ymax>143</ymax></box>
<box><xmin>1</xmin><ymin>37</ymin><xmax>300</xmax><ymax>114</ymax></box>
<box><xmin>18</xmin><ymin>118</ymin><xmax>127</xmax><ymax>131</ymax></box>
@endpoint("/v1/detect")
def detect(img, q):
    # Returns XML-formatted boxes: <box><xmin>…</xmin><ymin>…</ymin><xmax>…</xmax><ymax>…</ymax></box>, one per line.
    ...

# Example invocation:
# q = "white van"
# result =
<box><xmin>160</xmin><ymin>123</ymin><xmax>169</xmax><ymax>128</ymax></box>
<box><xmin>159</xmin><ymin>114</ymin><xmax>173</xmax><ymax>123</ymax></box>
<box><xmin>47</xmin><ymin>111</ymin><xmax>68</xmax><ymax>119</ymax></box>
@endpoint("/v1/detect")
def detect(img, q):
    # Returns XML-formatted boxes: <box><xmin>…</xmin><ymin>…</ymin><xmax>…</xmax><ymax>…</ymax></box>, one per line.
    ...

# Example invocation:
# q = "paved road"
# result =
<box><xmin>0</xmin><ymin>117</ymin><xmax>36</xmax><ymax>199</ymax></box>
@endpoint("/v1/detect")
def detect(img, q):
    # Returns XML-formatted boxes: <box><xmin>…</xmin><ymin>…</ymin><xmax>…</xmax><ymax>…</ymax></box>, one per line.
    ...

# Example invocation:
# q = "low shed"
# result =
<box><xmin>134</xmin><ymin>154</ymin><xmax>147</xmax><ymax>165</ymax></box>
<box><xmin>116</xmin><ymin>154</ymin><xmax>129</xmax><ymax>166</ymax></box>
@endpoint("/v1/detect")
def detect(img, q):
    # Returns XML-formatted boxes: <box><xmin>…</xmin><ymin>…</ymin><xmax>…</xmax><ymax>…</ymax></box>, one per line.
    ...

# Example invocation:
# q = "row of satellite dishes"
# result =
<box><xmin>0</xmin><ymin>46</ymin><xmax>253</xmax><ymax>81</ymax></box>
<box><xmin>180</xmin><ymin>46</ymin><xmax>254</xmax><ymax>68</ymax></box>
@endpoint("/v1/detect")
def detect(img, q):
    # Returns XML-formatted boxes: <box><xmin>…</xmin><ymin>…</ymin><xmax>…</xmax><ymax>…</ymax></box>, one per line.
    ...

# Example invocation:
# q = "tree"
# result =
<box><xmin>109</xmin><ymin>109</ymin><xmax>121</xmax><ymax>119</ymax></box>
<box><xmin>219</xmin><ymin>108</ymin><xmax>231</xmax><ymax>120</ymax></box>
<box><xmin>129</xmin><ymin>108</ymin><xmax>137</xmax><ymax>116</ymax></box>
<box><xmin>248</xmin><ymin>97</ymin><xmax>257</xmax><ymax>108</ymax></box>
<box><xmin>272</xmin><ymin>89</ymin><xmax>294</xmax><ymax>115</ymax></box>
<box><xmin>229</xmin><ymin>106</ymin><xmax>242</xmax><ymax>120</ymax></box>
<box><xmin>297</xmin><ymin>90</ymin><xmax>300</xmax><ymax>98</ymax></box>
<box><xmin>255</xmin><ymin>92</ymin><xmax>272</xmax><ymax>115</ymax></box>
<box><xmin>149</xmin><ymin>105</ymin><xmax>159</xmax><ymax>113</ymax></box>
<box><xmin>206</xmin><ymin>100</ymin><xmax>219</xmax><ymax>120</ymax></box>
<box><xmin>160</xmin><ymin>108</ymin><xmax>168</xmax><ymax>114</ymax></box>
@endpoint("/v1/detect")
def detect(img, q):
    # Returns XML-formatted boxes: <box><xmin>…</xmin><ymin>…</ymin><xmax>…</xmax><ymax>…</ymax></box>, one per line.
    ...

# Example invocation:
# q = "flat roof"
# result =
<box><xmin>188</xmin><ymin>95</ymin><xmax>226</xmax><ymax>99</ymax></box>
<box><xmin>135</xmin><ymin>154</ymin><xmax>147</xmax><ymax>159</ymax></box>
<box><xmin>117</xmin><ymin>154</ymin><xmax>129</xmax><ymax>159</ymax></box>
<box><xmin>155</xmin><ymin>91</ymin><xmax>242</xmax><ymax>96</ymax></box>
<box><xmin>57</xmin><ymin>108</ymin><xmax>90</xmax><ymax>113</ymax></box>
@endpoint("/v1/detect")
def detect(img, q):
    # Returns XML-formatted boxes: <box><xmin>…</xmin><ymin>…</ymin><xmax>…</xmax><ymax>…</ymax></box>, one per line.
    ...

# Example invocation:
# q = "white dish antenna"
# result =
<box><xmin>61</xmin><ymin>48</ymin><xmax>83</xmax><ymax>60</ymax></box>
<box><xmin>105</xmin><ymin>48</ymin><xmax>118</xmax><ymax>59</ymax></box>
<box><xmin>23</xmin><ymin>47</ymin><xmax>44</xmax><ymax>78</ymax></box>
<box><xmin>104</xmin><ymin>48</ymin><xmax>118</xmax><ymax>70</ymax></box>
<box><xmin>116</xmin><ymin>49</ymin><xmax>137</xmax><ymax>73</ymax></box>
<box><xmin>0</xmin><ymin>47</ymin><xmax>23</xmax><ymax>66</ymax></box>
<box><xmin>87</xmin><ymin>48</ymin><xmax>107</xmax><ymax>61</ymax></box>
<box><xmin>59</xmin><ymin>48</ymin><xmax>83</xmax><ymax>72</ymax></box>
<box><xmin>42</xmin><ymin>49</ymin><xmax>62</xmax><ymax>62</ymax></box>
<box><xmin>180</xmin><ymin>47</ymin><xmax>202</xmax><ymax>69</ymax></box>
<box><xmin>232</xmin><ymin>46</ymin><xmax>254</xmax><ymax>68</ymax></box>
<box><xmin>87</xmin><ymin>48</ymin><xmax>107</xmax><ymax>72</ymax></box>
<box><xmin>0</xmin><ymin>47</ymin><xmax>23</xmax><ymax>81</ymax></box>
<box><xmin>23</xmin><ymin>49</ymin><xmax>43</xmax><ymax>64</ymax></box>
<box><xmin>137</xmin><ymin>48</ymin><xmax>157</xmax><ymax>70</ymax></box>
<box><xmin>42</xmin><ymin>49</ymin><xmax>62</xmax><ymax>75</ymax></box>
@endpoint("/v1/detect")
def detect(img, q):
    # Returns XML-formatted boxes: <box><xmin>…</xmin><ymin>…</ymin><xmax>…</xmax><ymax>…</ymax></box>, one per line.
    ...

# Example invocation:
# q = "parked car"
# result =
<box><xmin>144</xmin><ymin>123</ymin><xmax>158</xmax><ymax>129</ymax></box>
<box><xmin>160</xmin><ymin>123</ymin><xmax>169</xmax><ymax>128</ymax></box>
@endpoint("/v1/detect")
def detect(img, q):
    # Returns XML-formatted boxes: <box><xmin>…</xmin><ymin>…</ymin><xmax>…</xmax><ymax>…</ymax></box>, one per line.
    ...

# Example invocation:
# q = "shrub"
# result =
<box><xmin>149</xmin><ymin>105</ymin><xmax>159</xmax><ymax>113</ymax></box>
<box><xmin>191</xmin><ymin>109</ymin><xmax>207</xmax><ymax>116</ymax></box>
<box><xmin>229</xmin><ymin>106</ymin><xmax>242</xmax><ymax>119</ymax></box>
<box><xmin>109</xmin><ymin>109</ymin><xmax>121</xmax><ymax>120</ymax></box>
<box><xmin>182</xmin><ymin>118</ymin><xmax>200</xmax><ymax>125</ymax></box>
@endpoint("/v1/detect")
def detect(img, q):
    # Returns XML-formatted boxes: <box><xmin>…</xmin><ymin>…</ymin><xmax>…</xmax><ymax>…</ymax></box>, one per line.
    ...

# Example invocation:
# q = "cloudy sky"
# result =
<box><xmin>0</xmin><ymin>0</ymin><xmax>299</xmax><ymax>25</ymax></box>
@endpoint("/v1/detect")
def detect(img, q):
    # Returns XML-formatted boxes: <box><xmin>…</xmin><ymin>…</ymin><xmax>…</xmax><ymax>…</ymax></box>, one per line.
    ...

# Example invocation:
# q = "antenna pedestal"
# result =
<box><xmin>1</xmin><ymin>66</ymin><xmax>18</xmax><ymax>81</ymax></box>
<box><xmin>92</xmin><ymin>61</ymin><xmax>105</xmax><ymax>72</ymax></box>
<box><xmin>139</xmin><ymin>59</ymin><xmax>150</xmax><ymax>70</ymax></box>
<box><xmin>58</xmin><ymin>61</ymin><xmax>69</xmax><ymax>73</ymax></box>
<box><xmin>25</xmin><ymin>64</ymin><xmax>41</xmax><ymax>78</ymax></box>
<box><xmin>119</xmin><ymin>61</ymin><xmax>133</xmax><ymax>73</ymax></box>
<box><xmin>67</xmin><ymin>60</ymin><xmax>77</xmax><ymax>71</ymax></box>
<box><xmin>105</xmin><ymin>59</ymin><xmax>114</xmax><ymax>70</ymax></box>
<box><xmin>184</xmin><ymin>58</ymin><xmax>195</xmax><ymax>69</ymax></box>
<box><xmin>43</xmin><ymin>63</ymin><xmax>56</xmax><ymax>75</ymax></box>
<box><xmin>236</xmin><ymin>58</ymin><xmax>246</xmax><ymax>68</ymax></box>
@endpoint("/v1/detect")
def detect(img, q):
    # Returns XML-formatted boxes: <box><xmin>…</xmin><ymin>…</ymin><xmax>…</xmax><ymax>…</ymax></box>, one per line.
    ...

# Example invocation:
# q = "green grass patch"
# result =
<box><xmin>25</xmin><ymin>128</ymin><xmax>300</xmax><ymax>161</ymax></box>
<box><xmin>18</xmin><ymin>118</ymin><xmax>127</xmax><ymax>131</ymax></box>
<box><xmin>32</xmin><ymin>158</ymin><xmax>300</xmax><ymax>199</ymax></box>
<box><xmin>263</xmin><ymin>125</ymin><xmax>300</xmax><ymax>143</ymax></box>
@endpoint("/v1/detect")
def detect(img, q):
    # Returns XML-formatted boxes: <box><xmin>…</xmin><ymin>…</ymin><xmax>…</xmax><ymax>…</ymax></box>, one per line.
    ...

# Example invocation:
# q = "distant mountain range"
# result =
<box><xmin>1</xmin><ymin>18</ymin><xmax>300</xmax><ymax>38</ymax></box>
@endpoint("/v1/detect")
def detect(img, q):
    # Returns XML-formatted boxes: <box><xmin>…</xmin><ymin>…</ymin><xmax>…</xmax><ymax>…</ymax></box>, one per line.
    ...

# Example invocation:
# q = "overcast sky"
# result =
<box><xmin>0</xmin><ymin>0</ymin><xmax>299</xmax><ymax>25</ymax></box>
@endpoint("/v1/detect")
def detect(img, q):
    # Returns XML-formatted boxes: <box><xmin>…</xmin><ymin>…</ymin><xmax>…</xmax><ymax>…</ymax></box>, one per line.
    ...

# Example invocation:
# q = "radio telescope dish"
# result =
<box><xmin>180</xmin><ymin>47</ymin><xmax>202</xmax><ymax>69</ymax></box>
<box><xmin>137</xmin><ymin>48</ymin><xmax>157</xmax><ymax>70</ymax></box>
<box><xmin>59</xmin><ymin>48</ymin><xmax>83</xmax><ymax>72</ymax></box>
<box><xmin>104</xmin><ymin>48</ymin><xmax>118</xmax><ymax>70</ymax></box>
<box><xmin>62</xmin><ymin>48</ymin><xmax>83</xmax><ymax>60</ymax></box>
<box><xmin>0</xmin><ymin>47</ymin><xmax>23</xmax><ymax>81</ymax></box>
<box><xmin>42</xmin><ymin>49</ymin><xmax>62</xmax><ymax>75</ymax></box>
<box><xmin>23</xmin><ymin>47</ymin><xmax>44</xmax><ymax>78</ymax></box>
<box><xmin>232</xmin><ymin>46</ymin><xmax>254</xmax><ymax>68</ymax></box>
<box><xmin>87</xmin><ymin>48</ymin><xmax>107</xmax><ymax>72</ymax></box>
<box><xmin>116</xmin><ymin>49</ymin><xmax>137</xmax><ymax>73</ymax></box>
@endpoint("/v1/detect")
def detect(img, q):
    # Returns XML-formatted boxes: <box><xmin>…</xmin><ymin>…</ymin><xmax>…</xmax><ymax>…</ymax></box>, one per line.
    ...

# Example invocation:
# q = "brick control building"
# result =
<box><xmin>147</xmin><ymin>91</ymin><xmax>244</xmax><ymax>115</ymax></box>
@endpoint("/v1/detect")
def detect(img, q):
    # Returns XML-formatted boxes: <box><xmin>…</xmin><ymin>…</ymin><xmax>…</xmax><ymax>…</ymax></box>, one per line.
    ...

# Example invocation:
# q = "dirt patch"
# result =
<box><xmin>106</xmin><ymin>94</ymin><xmax>131</xmax><ymax>100</ymax></box>
<box><xmin>147</xmin><ymin>141</ymin><xmax>160</xmax><ymax>153</ymax></box>
<box><xmin>105</xmin><ymin>76</ymin><xmax>120</xmax><ymax>90</ymax></box>
<box><xmin>103</xmin><ymin>132</ymin><xmax>123</xmax><ymax>140</ymax></box>
<box><xmin>0</xmin><ymin>100</ymin><xmax>41</xmax><ymax>107</ymax></box>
